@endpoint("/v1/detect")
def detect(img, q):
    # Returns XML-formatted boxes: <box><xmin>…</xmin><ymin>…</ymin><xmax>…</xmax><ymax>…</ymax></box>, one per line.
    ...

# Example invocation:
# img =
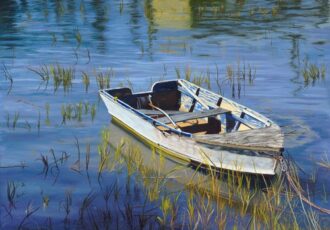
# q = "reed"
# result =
<box><xmin>40</xmin><ymin>154</ymin><xmax>49</xmax><ymax>177</ymax></box>
<box><xmin>96</xmin><ymin>68</ymin><xmax>114</xmax><ymax>89</ymax></box>
<box><xmin>12</xmin><ymin>112</ymin><xmax>19</xmax><ymax>129</ymax></box>
<box><xmin>74</xmin><ymin>28</ymin><xmax>82</xmax><ymax>46</ymax></box>
<box><xmin>7</xmin><ymin>181</ymin><xmax>17</xmax><ymax>208</ymax></box>
<box><xmin>91</xmin><ymin>104</ymin><xmax>97</xmax><ymax>121</ymax></box>
<box><xmin>185</xmin><ymin>66</ymin><xmax>191</xmax><ymax>81</ymax></box>
<box><xmin>25</xmin><ymin>120</ymin><xmax>32</xmax><ymax>131</ymax></box>
<box><xmin>49</xmin><ymin>64</ymin><xmax>75</xmax><ymax>92</ymax></box>
<box><xmin>45</xmin><ymin>103</ymin><xmax>50</xmax><ymax>125</ymax></box>
<box><xmin>317</xmin><ymin>153</ymin><xmax>330</xmax><ymax>170</ymax></box>
<box><xmin>6</xmin><ymin>112</ymin><xmax>10</xmax><ymax>128</ymax></box>
<box><xmin>37</xmin><ymin>111</ymin><xmax>41</xmax><ymax>134</ymax></box>
<box><xmin>62</xmin><ymin>190</ymin><xmax>72</xmax><ymax>222</ymax></box>
<box><xmin>86</xmin><ymin>48</ymin><xmax>91</xmax><ymax>64</ymax></box>
<box><xmin>302</xmin><ymin>60</ymin><xmax>326</xmax><ymax>87</ymax></box>
<box><xmin>175</xmin><ymin>67</ymin><xmax>181</xmax><ymax>79</ymax></box>
<box><xmin>17</xmin><ymin>201</ymin><xmax>40</xmax><ymax>230</ymax></box>
<box><xmin>79</xmin><ymin>191</ymin><xmax>96</xmax><ymax>224</ymax></box>
<box><xmin>28</xmin><ymin>65</ymin><xmax>50</xmax><ymax>89</ymax></box>
<box><xmin>82</xmin><ymin>71</ymin><xmax>90</xmax><ymax>92</ymax></box>
<box><xmin>119</xmin><ymin>0</ymin><xmax>124</xmax><ymax>14</ymax></box>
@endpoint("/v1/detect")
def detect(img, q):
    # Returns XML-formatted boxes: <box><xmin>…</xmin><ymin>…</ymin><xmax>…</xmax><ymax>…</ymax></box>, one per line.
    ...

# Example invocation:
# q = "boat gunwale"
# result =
<box><xmin>100</xmin><ymin>79</ymin><xmax>281</xmax><ymax>134</ymax></box>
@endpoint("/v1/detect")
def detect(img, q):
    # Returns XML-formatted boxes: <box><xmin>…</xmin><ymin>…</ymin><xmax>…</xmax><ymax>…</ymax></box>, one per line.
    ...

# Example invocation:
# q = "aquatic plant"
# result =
<box><xmin>17</xmin><ymin>201</ymin><xmax>40</xmax><ymax>229</ymax></box>
<box><xmin>90</xmin><ymin>104</ymin><xmax>97</xmax><ymax>121</ymax></box>
<box><xmin>74</xmin><ymin>28</ymin><xmax>82</xmax><ymax>46</ymax></box>
<box><xmin>96</xmin><ymin>68</ymin><xmax>114</xmax><ymax>89</ymax></box>
<box><xmin>28</xmin><ymin>65</ymin><xmax>50</xmax><ymax>90</ymax></box>
<box><xmin>7</xmin><ymin>181</ymin><xmax>17</xmax><ymax>208</ymax></box>
<box><xmin>79</xmin><ymin>191</ymin><xmax>96</xmax><ymax>224</ymax></box>
<box><xmin>45</xmin><ymin>103</ymin><xmax>50</xmax><ymax>125</ymax></box>
<box><xmin>82</xmin><ymin>71</ymin><xmax>90</xmax><ymax>92</ymax></box>
<box><xmin>61</xmin><ymin>190</ymin><xmax>72</xmax><ymax>223</ymax></box>
<box><xmin>302</xmin><ymin>60</ymin><xmax>326</xmax><ymax>87</ymax></box>
<box><xmin>12</xmin><ymin>112</ymin><xmax>20</xmax><ymax>129</ymax></box>
<box><xmin>317</xmin><ymin>153</ymin><xmax>330</xmax><ymax>170</ymax></box>
<box><xmin>37</xmin><ymin>111</ymin><xmax>41</xmax><ymax>134</ymax></box>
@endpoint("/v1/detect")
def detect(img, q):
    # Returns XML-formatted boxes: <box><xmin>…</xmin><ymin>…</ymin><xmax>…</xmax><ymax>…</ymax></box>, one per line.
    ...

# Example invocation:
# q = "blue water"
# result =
<box><xmin>1</xmin><ymin>0</ymin><xmax>330</xmax><ymax>228</ymax></box>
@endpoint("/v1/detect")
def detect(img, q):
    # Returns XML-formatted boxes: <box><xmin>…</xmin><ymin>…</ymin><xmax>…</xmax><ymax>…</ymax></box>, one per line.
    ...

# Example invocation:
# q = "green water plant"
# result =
<box><xmin>82</xmin><ymin>71</ymin><xmax>90</xmax><ymax>92</ymax></box>
<box><xmin>12</xmin><ymin>112</ymin><xmax>20</xmax><ymax>129</ymax></box>
<box><xmin>45</xmin><ymin>103</ymin><xmax>50</xmax><ymax>125</ymax></box>
<box><xmin>302</xmin><ymin>60</ymin><xmax>326</xmax><ymax>87</ymax></box>
<box><xmin>96</xmin><ymin>68</ymin><xmax>114</xmax><ymax>89</ymax></box>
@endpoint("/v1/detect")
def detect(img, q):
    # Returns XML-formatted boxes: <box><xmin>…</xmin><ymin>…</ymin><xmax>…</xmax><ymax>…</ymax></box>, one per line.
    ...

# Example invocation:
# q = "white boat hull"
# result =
<box><xmin>100</xmin><ymin>93</ymin><xmax>279</xmax><ymax>175</ymax></box>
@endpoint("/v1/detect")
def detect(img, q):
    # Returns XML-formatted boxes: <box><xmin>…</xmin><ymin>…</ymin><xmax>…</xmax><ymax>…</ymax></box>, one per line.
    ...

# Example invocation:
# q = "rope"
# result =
<box><xmin>279</xmin><ymin>156</ymin><xmax>330</xmax><ymax>215</ymax></box>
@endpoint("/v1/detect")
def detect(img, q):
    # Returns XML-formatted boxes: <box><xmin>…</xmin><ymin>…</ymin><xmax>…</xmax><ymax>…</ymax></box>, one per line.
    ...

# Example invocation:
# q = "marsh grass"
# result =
<box><xmin>7</xmin><ymin>181</ymin><xmax>18</xmax><ymax>208</ymax></box>
<box><xmin>17</xmin><ymin>201</ymin><xmax>40</xmax><ymax>230</ymax></box>
<box><xmin>61</xmin><ymin>102</ymin><xmax>96</xmax><ymax>124</ymax></box>
<box><xmin>74</xmin><ymin>27</ymin><xmax>82</xmax><ymax>46</ymax></box>
<box><xmin>82</xmin><ymin>71</ymin><xmax>90</xmax><ymax>92</ymax></box>
<box><xmin>13</xmin><ymin>112</ymin><xmax>19</xmax><ymax>129</ymax></box>
<box><xmin>29</xmin><ymin>64</ymin><xmax>75</xmax><ymax>92</ymax></box>
<box><xmin>37</xmin><ymin>111</ymin><xmax>41</xmax><ymax>135</ymax></box>
<box><xmin>45</xmin><ymin>103</ymin><xmax>50</xmax><ymax>125</ymax></box>
<box><xmin>3</xmin><ymin>125</ymin><xmax>327</xmax><ymax>229</ymax></box>
<box><xmin>302</xmin><ymin>60</ymin><xmax>326</xmax><ymax>87</ymax></box>
<box><xmin>6</xmin><ymin>112</ymin><xmax>20</xmax><ymax>129</ymax></box>
<box><xmin>96</xmin><ymin>68</ymin><xmax>114</xmax><ymax>89</ymax></box>
<box><xmin>317</xmin><ymin>153</ymin><xmax>330</xmax><ymax>170</ymax></box>
<box><xmin>174</xmin><ymin>63</ymin><xmax>255</xmax><ymax>97</ymax></box>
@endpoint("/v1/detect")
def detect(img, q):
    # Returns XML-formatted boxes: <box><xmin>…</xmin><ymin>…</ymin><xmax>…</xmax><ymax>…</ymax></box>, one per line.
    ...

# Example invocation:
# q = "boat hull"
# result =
<box><xmin>100</xmin><ymin>93</ymin><xmax>279</xmax><ymax>175</ymax></box>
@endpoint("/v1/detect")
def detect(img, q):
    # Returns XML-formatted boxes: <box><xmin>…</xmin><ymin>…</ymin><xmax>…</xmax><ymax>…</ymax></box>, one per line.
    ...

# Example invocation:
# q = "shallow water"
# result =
<box><xmin>1</xmin><ymin>0</ymin><xmax>330</xmax><ymax>228</ymax></box>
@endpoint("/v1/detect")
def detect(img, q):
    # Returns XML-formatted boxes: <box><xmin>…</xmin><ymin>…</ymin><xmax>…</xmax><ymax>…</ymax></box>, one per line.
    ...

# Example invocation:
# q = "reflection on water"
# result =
<box><xmin>146</xmin><ymin>0</ymin><xmax>191</xmax><ymax>30</ymax></box>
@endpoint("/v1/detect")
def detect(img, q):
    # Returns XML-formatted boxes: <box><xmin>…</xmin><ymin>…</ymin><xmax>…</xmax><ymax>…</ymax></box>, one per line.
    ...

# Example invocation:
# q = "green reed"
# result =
<box><xmin>302</xmin><ymin>60</ymin><xmax>326</xmax><ymax>87</ymax></box>
<box><xmin>90</xmin><ymin>104</ymin><xmax>96</xmax><ymax>121</ymax></box>
<box><xmin>45</xmin><ymin>103</ymin><xmax>50</xmax><ymax>125</ymax></box>
<box><xmin>74</xmin><ymin>28</ymin><xmax>82</xmax><ymax>46</ymax></box>
<box><xmin>12</xmin><ymin>112</ymin><xmax>20</xmax><ymax>129</ymax></box>
<box><xmin>317</xmin><ymin>152</ymin><xmax>330</xmax><ymax>170</ymax></box>
<box><xmin>96</xmin><ymin>68</ymin><xmax>114</xmax><ymax>89</ymax></box>
<box><xmin>30</xmin><ymin>64</ymin><xmax>75</xmax><ymax>92</ymax></box>
<box><xmin>82</xmin><ymin>71</ymin><xmax>90</xmax><ymax>92</ymax></box>
<box><xmin>61</xmin><ymin>102</ymin><xmax>96</xmax><ymax>124</ymax></box>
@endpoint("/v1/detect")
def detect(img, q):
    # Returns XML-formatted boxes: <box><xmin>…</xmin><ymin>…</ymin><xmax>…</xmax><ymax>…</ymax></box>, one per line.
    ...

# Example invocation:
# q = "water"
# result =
<box><xmin>1</xmin><ymin>0</ymin><xmax>330</xmax><ymax>228</ymax></box>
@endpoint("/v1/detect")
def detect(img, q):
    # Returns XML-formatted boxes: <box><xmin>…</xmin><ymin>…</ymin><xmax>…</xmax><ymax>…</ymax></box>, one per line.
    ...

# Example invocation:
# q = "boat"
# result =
<box><xmin>99</xmin><ymin>79</ymin><xmax>284</xmax><ymax>175</ymax></box>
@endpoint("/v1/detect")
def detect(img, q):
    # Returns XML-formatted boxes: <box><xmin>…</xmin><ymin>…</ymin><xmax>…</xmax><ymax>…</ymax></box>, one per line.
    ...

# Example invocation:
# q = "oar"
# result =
<box><xmin>148</xmin><ymin>95</ymin><xmax>181</xmax><ymax>131</ymax></box>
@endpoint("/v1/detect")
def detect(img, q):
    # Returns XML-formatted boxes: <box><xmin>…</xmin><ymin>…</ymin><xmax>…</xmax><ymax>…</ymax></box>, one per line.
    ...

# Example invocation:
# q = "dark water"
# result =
<box><xmin>1</xmin><ymin>0</ymin><xmax>330</xmax><ymax>228</ymax></box>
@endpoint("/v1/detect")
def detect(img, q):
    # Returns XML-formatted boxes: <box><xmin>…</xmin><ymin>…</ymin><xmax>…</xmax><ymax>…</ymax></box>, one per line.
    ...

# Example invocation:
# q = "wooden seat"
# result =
<box><xmin>156</xmin><ymin>108</ymin><xmax>229</xmax><ymax>124</ymax></box>
<box><xmin>137</xmin><ymin>109</ymin><xmax>186</xmax><ymax>116</ymax></box>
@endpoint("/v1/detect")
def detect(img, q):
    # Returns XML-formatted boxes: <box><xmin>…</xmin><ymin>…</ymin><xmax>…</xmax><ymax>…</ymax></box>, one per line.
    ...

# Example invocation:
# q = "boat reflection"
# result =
<box><xmin>107</xmin><ymin>119</ymin><xmax>283</xmax><ymax>215</ymax></box>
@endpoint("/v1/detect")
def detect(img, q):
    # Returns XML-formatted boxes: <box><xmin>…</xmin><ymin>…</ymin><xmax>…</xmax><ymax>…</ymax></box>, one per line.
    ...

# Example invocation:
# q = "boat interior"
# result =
<box><xmin>105</xmin><ymin>81</ymin><xmax>259</xmax><ymax>135</ymax></box>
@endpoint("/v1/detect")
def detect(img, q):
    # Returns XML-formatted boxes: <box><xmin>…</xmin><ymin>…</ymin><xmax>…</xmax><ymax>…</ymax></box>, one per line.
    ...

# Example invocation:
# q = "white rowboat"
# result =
<box><xmin>100</xmin><ymin>79</ymin><xmax>284</xmax><ymax>175</ymax></box>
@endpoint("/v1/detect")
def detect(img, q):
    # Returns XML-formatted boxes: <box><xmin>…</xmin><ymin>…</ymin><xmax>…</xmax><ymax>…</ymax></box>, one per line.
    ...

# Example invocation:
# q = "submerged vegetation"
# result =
<box><xmin>2</xmin><ymin>125</ymin><xmax>328</xmax><ymax>229</ymax></box>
